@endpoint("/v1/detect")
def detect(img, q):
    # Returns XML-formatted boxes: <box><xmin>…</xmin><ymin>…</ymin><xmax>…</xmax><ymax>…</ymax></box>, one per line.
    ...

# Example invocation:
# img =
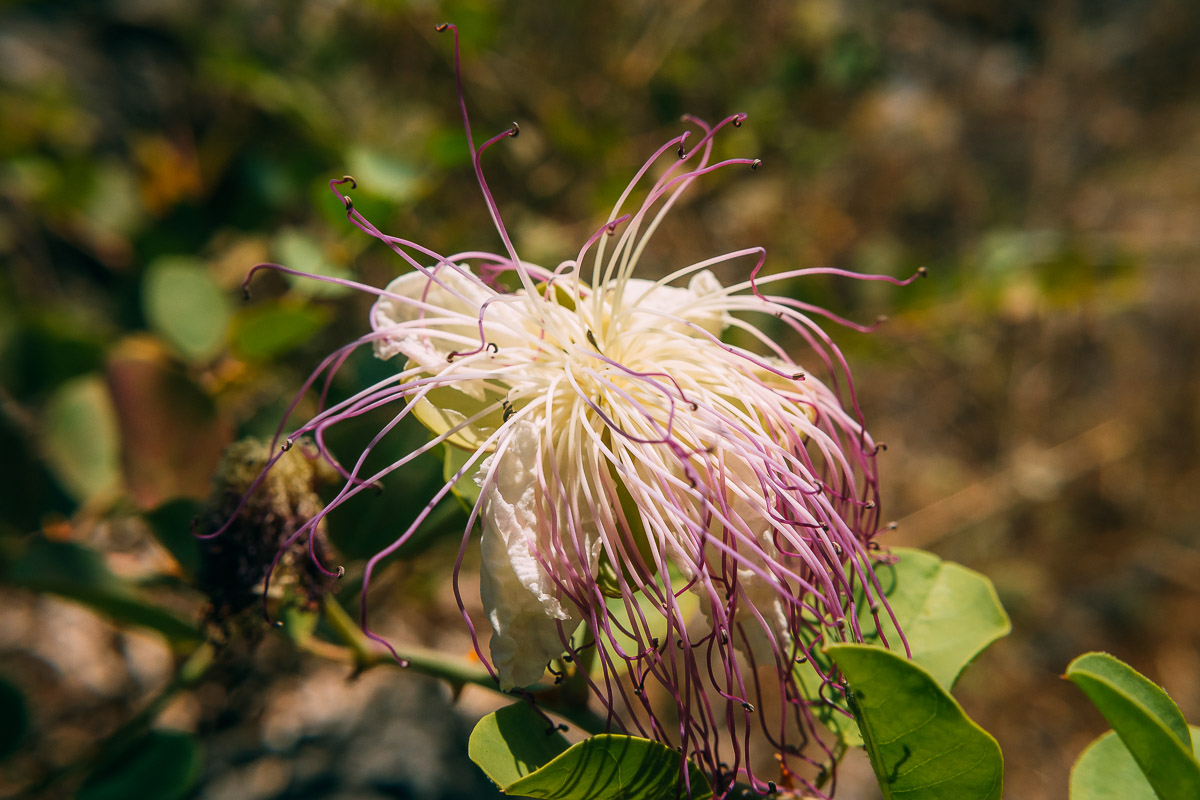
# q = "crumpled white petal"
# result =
<box><xmin>611</xmin><ymin>269</ymin><xmax>730</xmax><ymax>337</ymax></box>
<box><xmin>477</xmin><ymin>418</ymin><xmax>573</xmax><ymax>689</ymax></box>
<box><xmin>370</xmin><ymin>267</ymin><xmax>528</xmax><ymax>367</ymax></box>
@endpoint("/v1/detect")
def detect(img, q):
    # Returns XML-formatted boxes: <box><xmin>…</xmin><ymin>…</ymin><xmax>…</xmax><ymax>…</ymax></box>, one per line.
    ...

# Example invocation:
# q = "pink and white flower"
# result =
<box><xmin>235</xmin><ymin>24</ymin><xmax>921</xmax><ymax>797</ymax></box>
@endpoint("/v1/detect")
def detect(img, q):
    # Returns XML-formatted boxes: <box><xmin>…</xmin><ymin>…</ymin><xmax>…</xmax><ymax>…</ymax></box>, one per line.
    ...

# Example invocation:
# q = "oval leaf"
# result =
<box><xmin>796</xmin><ymin>548</ymin><xmax>1010</xmax><ymax>747</ymax></box>
<box><xmin>1070</xmin><ymin>726</ymin><xmax>1200</xmax><ymax>800</ymax></box>
<box><xmin>827</xmin><ymin>643</ymin><xmax>1003</xmax><ymax>800</ymax></box>
<box><xmin>78</xmin><ymin>730</ymin><xmax>201</xmax><ymax>800</ymax></box>
<box><xmin>142</xmin><ymin>257</ymin><xmax>231</xmax><ymax>363</ymax></box>
<box><xmin>1066</xmin><ymin>652</ymin><xmax>1200</xmax><ymax>799</ymax></box>
<box><xmin>862</xmin><ymin>547</ymin><xmax>1011</xmax><ymax>690</ymax></box>
<box><xmin>469</xmin><ymin>702</ymin><xmax>571</xmax><ymax>789</ymax></box>
<box><xmin>229</xmin><ymin>301</ymin><xmax>330</xmax><ymax>362</ymax></box>
<box><xmin>505</xmin><ymin>735</ymin><xmax>713</xmax><ymax>800</ymax></box>
<box><xmin>43</xmin><ymin>375</ymin><xmax>121</xmax><ymax>504</ymax></box>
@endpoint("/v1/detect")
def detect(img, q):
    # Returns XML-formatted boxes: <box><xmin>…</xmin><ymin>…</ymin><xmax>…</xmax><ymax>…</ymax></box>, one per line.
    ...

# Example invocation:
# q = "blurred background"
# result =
<box><xmin>2</xmin><ymin>0</ymin><xmax>1199</xmax><ymax>798</ymax></box>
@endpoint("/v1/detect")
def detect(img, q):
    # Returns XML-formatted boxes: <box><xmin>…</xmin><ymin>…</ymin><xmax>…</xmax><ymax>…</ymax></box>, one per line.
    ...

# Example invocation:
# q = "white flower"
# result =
<box><xmin>243</xmin><ymin>24</ymin><xmax>923</xmax><ymax>797</ymax></box>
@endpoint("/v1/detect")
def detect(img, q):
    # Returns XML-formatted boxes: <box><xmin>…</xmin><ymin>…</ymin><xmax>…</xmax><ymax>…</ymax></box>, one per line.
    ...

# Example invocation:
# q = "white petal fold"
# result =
<box><xmin>477</xmin><ymin>419</ymin><xmax>573</xmax><ymax>689</ymax></box>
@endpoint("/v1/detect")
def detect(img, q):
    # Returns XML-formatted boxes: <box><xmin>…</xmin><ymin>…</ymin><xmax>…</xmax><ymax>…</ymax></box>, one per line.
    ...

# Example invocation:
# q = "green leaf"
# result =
<box><xmin>1065</xmin><ymin>652</ymin><xmax>1200</xmax><ymax>799</ymax></box>
<box><xmin>6</xmin><ymin>537</ymin><xmax>200</xmax><ymax>644</ymax></box>
<box><xmin>469</xmin><ymin>704</ymin><xmax>712</xmax><ymax>800</ymax></box>
<box><xmin>78</xmin><ymin>730</ymin><xmax>202</xmax><ymax>800</ymax></box>
<box><xmin>43</xmin><ymin>375</ymin><xmax>122</xmax><ymax>504</ymax></box>
<box><xmin>796</xmin><ymin>548</ymin><xmax>1010</xmax><ymax>747</ymax></box>
<box><xmin>1071</xmin><ymin>727</ymin><xmax>1200</xmax><ymax>800</ymax></box>
<box><xmin>827</xmin><ymin>643</ymin><xmax>1003</xmax><ymax>800</ymax></box>
<box><xmin>229</xmin><ymin>301</ymin><xmax>330</xmax><ymax>362</ymax></box>
<box><xmin>142</xmin><ymin>257</ymin><xmax>232</xmax><ymax>363</ymax></box>
<box><xmin>0</xmin><ymin>677</ymin><xmax>28</xmax><ymax>761</ymax></box>
<box><xmin>506</xmin><ymin>736</ymin><xmax>712</xmax><ymax>800</ymax></box>
<box><xmin>862</xmin><ymin>547</ymin><xmax>1011</xmax><ymax>690</ymax></box>
<box><xmin>469</xmin><ymin>702</ymin><xmax>571</xmax><ymax>789</ymax></box>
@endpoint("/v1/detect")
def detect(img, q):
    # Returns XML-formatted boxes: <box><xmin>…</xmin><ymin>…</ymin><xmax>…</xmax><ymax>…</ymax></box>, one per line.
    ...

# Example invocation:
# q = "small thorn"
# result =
<box><xmin>750</xmin><ymin>158</ymin><xmax>762</xmax><ymax>171</ymax></box>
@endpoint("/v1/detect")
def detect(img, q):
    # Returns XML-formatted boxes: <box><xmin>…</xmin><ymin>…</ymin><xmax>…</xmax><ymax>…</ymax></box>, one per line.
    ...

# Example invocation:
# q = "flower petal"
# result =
<box><xmin>477</xmin><ymin>419</ymin><xmax>573</xmax><ymax>689</ymax></box>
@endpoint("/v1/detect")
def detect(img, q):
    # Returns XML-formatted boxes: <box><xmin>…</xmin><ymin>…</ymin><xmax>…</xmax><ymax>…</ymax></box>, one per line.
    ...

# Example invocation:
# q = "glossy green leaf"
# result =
<box><xmin>78</xmin><ymin>730</ymin><xmax>201</xmax><ymax>800</ymax></box>
<box><xmin>43</xmin><ymin>374</ymin><xmax>122</xmax><ymax>504</ymax></box>
<box><xmin>1071</xmin><ymin>726</ymin><xmax>1200</xmax><ymax>800</ymax></box>
<box><xmin>470</xmin><ymin>704</ymin><xmax>712</xmax><ymax>800</ymax></box>
<box><xmin>0</xmin><ymin>677</ymin><xmax>28</xmax><ymax>761</ymax></box>
<box><xmin>828</xmin><ymin>643</ymin><xmax>1003</xmax><ymax>800</ymax></box>
<box><xmin>862</xmin><ymin>547</ymin><xmax>1011</xmax><ymax>690</ymax></box>
<box><xmin>142</xmin><ymin>257</ymin><xmax>232</xmax><ymax>363</ymax></box>
<box><xmin>469</xmin><ymin>702</ymin><xmax>571</xmax><ymax>789</ymax></box>
<box><xmin>1066</xmin><ymin>652</ymin><xmax>1200</xmax><ymax>799</ymax></box>
<box><xmin>6</xmin><ymin>537</ymin><xmax>200</xmax><ymax>644</ymax></box>
<box><xmin>796</xmin><ymin>547</ymin><xmax>1010</xmax><ymax>747</ymax></box>
<box><xmin>506</xmin><ymin>736</ymin><xmax>712</xmax><ymax>800</ymax></box>
<box><xmin>229</xmin><ymin>301</ymin><xmax>330</xmax><ymax>362</ymax></box>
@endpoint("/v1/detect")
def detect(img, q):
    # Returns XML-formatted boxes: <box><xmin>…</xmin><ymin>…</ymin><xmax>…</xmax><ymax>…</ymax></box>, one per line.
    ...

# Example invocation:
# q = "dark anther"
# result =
<box><xmin>554</xmin><ymin>675</ymin><xmax>563</xmax><ymax>685</ymax></box>
<box><xmin>486</xmin><ymin>342</ymin><xmax>499</xmax><ymax>353</ymax></box>
<box><xmin>606</xmin><ymin>221</ymin><xmax>619</xmax><ymax>235</ymax></box>
<box><xmin>341</xmin><ymin>174</ymin><xmax>357</xmax><ymax>189</ymax></box>
<box><xmin>633</xmin><ymin>687</ymin><xmax>642</xmax><ymax>696</ymax></box>
<box><xmin>795</xmin><ymin>654</ymin><xmax>808</xmax><ymax>664</ymax></box>
<box><xmin>832</xmin><ymin>542</ymin><xmax>843</xmax><ymax>555</ymax></box>
<box><xmin>675</xmin><ymin>746</ymin><xmax>683</xmax><ymax>753</ymax></box>
<box><xmin>544</xmin><ymin>725</ymin><xmax>558</xmax><ymax>736</ymax></box>
<box><xmin>342</xmin><ymin>195</ymin><xmax>354</xmax><ymax>211</ymax></box>
<box><xmin>281</xmin><ymin>438</ymin><xmax>294</xmax><ymax>452</ymax></box>
<box><xmin>774</xmin><ymin>310</ymin><xmax>783</xmax><ymax>318</ymax></box>
<box><xmin>820</xmin><ymin>523</ymin><xmax>829</xmax><ymax>532</ymax></box>
<box><xmin>750</xmin><ymin>158</ymin><xmax>762</xmax><ymax>171</ymax></box>
<box><xmin>791</xmin><ymin>372</ymin><xmax>805</xmax><ymax>380</ymax></box>
<box><xmin>446</xmin><ymin>351</ymin><xmax>459</xmax><ymax>362</ymax></box>
<box><xmin>918</xmin><ymin>266</ymin><xmax>928</xmax><ymax>277</ymax></box>
<box><xmin>562</xmin><ymin>654</ymin><xmax>573</xmax><ymax>663</ymax></box>
<box><xmin>502</xmin><ymin>400</ymin><xmax>515</xmax><ymax>422</ymax></box>
<box><xmin>768</xmin><ymin>781</ymin><xmax>777</xmax><ymax>794</ymax></box>
<box><xmin>586</xmin><ymin>329</ymin><xmax>602</xmax><ymax>352</ymax></box>
<box><xmin>335</xmin><ymin>566</ymin><xmax>345</xmax><ymax>579</ymax></box>
<box><xmin>676</xmin><ymin>638</ymin><xmax>685</xmax><ymax>649</ymax></box>
<box><xmin>677</xmin><ymin>142</ymin><xmax>687</xmax><ymax>159</ymax></box>
<box><xmin>558</xmin><ymin>724</ymin><xmax>569</xmax><ymax>732</ymax></box>
<box><xmin>875</xmin><ymin>442</ymin><xmax>888</xmax><ymax>453</ymax></box>
<box><xmin>719</xmin><ymin>630</ymin><xmax>728</xmax><ymax>645</ymax></box>
<box><xmin>273</xmin><ymin>619</ymin><xmax>284</xmax><ymax>628</ymax></box>
<box><xmin>864</xmin><ymin>500</ymin><xmax>876</xmax><ymax>509</ymax></box>
<box><xmin>242</xmin><ymin>287</ymin><xmax>251</xmax><ymax>301</ymax></box>
<box><xmin>650</xmin><ymin>637</ymin><xmax>660</xmax><ymax>649</ymax></box>
<box><xmin>741</xmin><ymin>701</ymin><xmax>755</xmax><ymax>712</ymax></box>
<box><xmin>869</xmin><ymin>602</ymin><xmax>880</xmax><ymax>614</ymax></box>
<box><xmin>509</xmin><ymin>121</ymin><xmax>520</xmax><ymax>138</ymax></box>
<box><xmin>435</xmin><ymin>22</ymin><xmax>450</xmax><ymax>32</ymax></box>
